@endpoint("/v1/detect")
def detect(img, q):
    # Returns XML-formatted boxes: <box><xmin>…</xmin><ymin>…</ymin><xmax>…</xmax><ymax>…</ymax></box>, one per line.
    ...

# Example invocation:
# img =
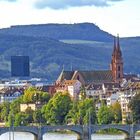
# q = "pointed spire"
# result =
<box><xmin>112</xmin><ymin>36</ymin><xmax>117</xmax><ymax>57</ymax></box>
<box><xmin>116</xmin><ymin>34</ymin><xmax>122</xmax><ymax>56</ymax></box>
<box><xmin>113</xmin><ymin>36</ymin><xmax>117</xmax><ymax>52</ymax></box>
<box><xmin>117</xmin><ymin>34</ymin><xmax>120</xmax><ymax>50</ymax></box>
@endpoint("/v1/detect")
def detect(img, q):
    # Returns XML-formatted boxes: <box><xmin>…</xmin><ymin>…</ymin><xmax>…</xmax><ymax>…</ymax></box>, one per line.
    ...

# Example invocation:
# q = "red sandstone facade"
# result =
<box><xmin>110</xmin><ymin>35</ymin><xmax>123</xmax><ymax>83</ymax></box>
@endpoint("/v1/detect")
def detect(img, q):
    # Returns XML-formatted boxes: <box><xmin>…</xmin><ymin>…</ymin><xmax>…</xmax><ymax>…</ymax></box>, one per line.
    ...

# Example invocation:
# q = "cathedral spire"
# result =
<box><xmin>113</xmin><ymin>36</ymin><xmax>116</xmax><ymax>53</ymax></box>
<box><xmin>111</xmin><ymin>34</ymin><xmax>123</xmax><ymax>83</ymax></box>
<box><xmin>117</xmin><ymin>34</ymin><xmax>121</xmax><ymax>51</ymax></box>
<box><xmin>116</xmin><ymin>34</ymin><xmax>122</xmax><ymax>56</ymax></box>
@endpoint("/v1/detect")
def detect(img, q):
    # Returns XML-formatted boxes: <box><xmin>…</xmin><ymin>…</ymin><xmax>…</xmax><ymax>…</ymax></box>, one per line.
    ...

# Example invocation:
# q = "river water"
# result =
<box><xmin>1</xmin><ymin>132</ymin><xmax>140</xmax><ymax>140</ymax></box>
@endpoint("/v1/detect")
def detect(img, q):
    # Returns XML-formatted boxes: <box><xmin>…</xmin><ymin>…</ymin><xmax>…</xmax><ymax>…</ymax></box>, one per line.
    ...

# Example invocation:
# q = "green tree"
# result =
<box><xmin>129</xmin><ymin>92</ymin><xmax>140</xmax><ymax>123</ymax></box>
<box><xmin>23</xmin><ymin>87</ymin><xmax>50</xmax><ymax>104</ymax></box>
<box><xmin>40</xmin><ymin>92</ymin><xmax>50</xmax><ymax>103</ymax></box>
<box><xmin>79</xmin><ymin>86</ymin><xmax>86</xmax><ymax>100</ymax></box>
<box><xmin>111</xmin><ymin>102</ymin><xmax>122</xmax><ymax>123</ymax></box>
<box><xmin>97</xmin><ymin>104</ymin><xmax>114</xmax><ymax>124</ymax></box>
<box><xmin>42</xmin><ymin>92</ymin><xmax>72</xmax><ymax>125</ymax></box>
<box><xmin>65</xmin><ymin>101</ymin><xmax>79</xmax><ymax>124</ymax></box>
<box><xmin>7</xmin><ymin>112</ymin><xmax>14</xmax><ymax>127</ymax></box>
<box><xmin>33</xmin><ymin>109</ymin><xmax>44</xmax><ymax>125</ymax></box>
<box><xmin>66</xmin><ymin>98</ymin><xmax>96</xmax><ymax>125</ymax></box>
<box><xmin>1</xmin><ymin>102</ymin><xmax>10</xmax><ymax>122</ymax></box>
<box><xmin>23</xmin><ymin>87</ymin><xmax>37</xmax><ymax>103</ymax></box>
<box><xmin>14</xmin><ymin>113</ymin><xmax>28</xmax><ymax>126</ymax></box>
<box><xmin>24</xmin><ymin>106</ymin><xmax>34</xmax><ymax>124</ymax></box>
<box><xmin>79</xmin><ymin>98</ymin><xmax>96</xmax><ymax>124</ymax></box>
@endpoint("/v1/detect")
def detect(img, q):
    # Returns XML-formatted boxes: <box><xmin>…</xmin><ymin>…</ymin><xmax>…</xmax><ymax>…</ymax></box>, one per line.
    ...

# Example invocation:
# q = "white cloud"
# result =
<box><xmin>34</xmin><ymin>0</ymin><xmax>125</xmax><ymax>9</ymax></box>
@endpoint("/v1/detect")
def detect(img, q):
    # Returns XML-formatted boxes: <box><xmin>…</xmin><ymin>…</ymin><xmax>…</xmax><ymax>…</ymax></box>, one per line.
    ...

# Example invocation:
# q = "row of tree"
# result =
<box><xmin>0</xmin><ymin>87</ymin><xmax>140</xmax><ymax>126</ymax></box>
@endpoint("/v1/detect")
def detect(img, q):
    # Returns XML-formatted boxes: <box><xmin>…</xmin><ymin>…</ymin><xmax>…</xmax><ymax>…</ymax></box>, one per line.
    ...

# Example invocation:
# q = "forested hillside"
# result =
<box><xmin>0</xmin><ymin>23</ymin><xmax>139</xmax><ymax>80</ymax></box>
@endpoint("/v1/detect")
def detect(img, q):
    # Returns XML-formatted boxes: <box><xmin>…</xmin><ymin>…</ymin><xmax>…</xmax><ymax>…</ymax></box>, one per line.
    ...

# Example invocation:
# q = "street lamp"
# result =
<box><xmin>88</xmin><ymin>109</ymin><xmax>91</xmax><ymax>140</ymax></box>
<box><xmin>9</xmin><ymin>113</ymin><xmax>14</xmax><ymax>140</ymax></box>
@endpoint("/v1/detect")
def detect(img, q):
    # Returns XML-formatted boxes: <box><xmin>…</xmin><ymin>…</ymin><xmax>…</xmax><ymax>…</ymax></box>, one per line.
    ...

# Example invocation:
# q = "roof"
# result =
<box><xmin>103</xmin><ymin>82</ymin><xmax>120</xmax><ymax>90</ymax></box>
<box><xmin>86</xmin><ymin>83</ymin><xmax>102</xmax><ymax>90</ymax></box>
<box><xmin>123</xmin><ymin>81</ymin><xmax>140</xmax><ymax>90</ymax></box>
<box><xmin>57</xmin><ymin>71</ymin><xmax>74</xmax><ymax>82</ymax></box>
<box><xmin>57</xmin><ymin>70</ymin><xmax>113</xmax><ymax>84</ymax></box>
<box><xmin>79</xmin><ymin>70</ymin><xmax>113</xmax><ymax>84</ymax></box>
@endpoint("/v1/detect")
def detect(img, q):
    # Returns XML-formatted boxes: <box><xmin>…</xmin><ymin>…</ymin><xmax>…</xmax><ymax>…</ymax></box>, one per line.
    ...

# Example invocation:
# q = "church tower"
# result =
<box><xmin>111</xmin><ymin>35</ymin><xmax>123</xmax><ymax>83</ymax></box>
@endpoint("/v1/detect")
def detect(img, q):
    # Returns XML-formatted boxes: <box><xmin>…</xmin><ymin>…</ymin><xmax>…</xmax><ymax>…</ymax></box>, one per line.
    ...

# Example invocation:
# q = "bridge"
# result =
<box><xmin>0</xmin><ymin>124</ymin><xmax>139</xmax><ymax>140</ymax></box>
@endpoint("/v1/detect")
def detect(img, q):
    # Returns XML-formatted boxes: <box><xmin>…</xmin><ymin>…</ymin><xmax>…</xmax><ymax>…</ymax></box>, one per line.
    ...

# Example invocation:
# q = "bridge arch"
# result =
<box><xmin>0</xmin><ymin>126</ymin><xmax>39</xmax><ymax>139</ymax></box>
<box><xmin>91</xmin><ymin>124</ymin><xmax>130</xmax><ymax>135</ymax></box>
<box><xmin>41</xmin><ymin>125</ymin><xmax>83</xmax><ymax>139</ymax></box>
<box><xmin>132</xmin><ymin>124</ymin><xmax>140</xmax><ymax>135</ymax></box>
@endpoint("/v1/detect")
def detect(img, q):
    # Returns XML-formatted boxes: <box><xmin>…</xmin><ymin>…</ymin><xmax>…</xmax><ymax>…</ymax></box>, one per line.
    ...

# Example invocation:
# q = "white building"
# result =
<box><xmin>86</xmin><ymin>83</ymin><xmax>103</xmax><ymax>99</ymax></box>
<box><xmin>67</xmin><ymin>80</ymin><xmax>82</xmax><ymax>99</ymax></box>
<box><xmin>56</xmin><ymin>80</ymin><xmax>82</xmax><ymax>99</ymax></box>
<box><xmin>0</xmin><ymin>91</ymin><xmax>22</xmax><ymax>103</ymax></box>
<box><xmin>107</xmin><ymin>92</ymin><xmax>119</xmax><ymax>106</ymax></box>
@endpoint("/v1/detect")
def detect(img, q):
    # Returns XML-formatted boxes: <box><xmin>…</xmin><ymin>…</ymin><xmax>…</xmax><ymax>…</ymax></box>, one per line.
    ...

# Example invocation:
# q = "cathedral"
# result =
<box><xmin>56</xmin><ymin>35</ymin><xmax>123</xmax><ymax>85</ymax></box>
<box><xmin>111</xmin><ymin>35</ymin><xmax>123</xmax><ymax>83</ymax></box>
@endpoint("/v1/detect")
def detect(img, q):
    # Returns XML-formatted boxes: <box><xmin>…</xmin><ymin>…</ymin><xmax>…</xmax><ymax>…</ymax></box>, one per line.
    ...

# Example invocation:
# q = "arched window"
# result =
<box><xmin>77</xmin><ymin>75</ymin><xmax>80</xmax><ymax>80</ymax></box>
<box><xmin>118</xmin><ymin>66</ymin><xmax>120</xmax><ymax>71</ymax></box>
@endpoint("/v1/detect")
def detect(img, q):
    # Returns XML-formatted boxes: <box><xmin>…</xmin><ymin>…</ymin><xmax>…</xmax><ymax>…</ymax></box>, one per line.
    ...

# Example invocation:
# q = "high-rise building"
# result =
<box><xmin>11</xmin><ymin>56</ymin><xmax>30</xmax><ymax>77</ymax></box>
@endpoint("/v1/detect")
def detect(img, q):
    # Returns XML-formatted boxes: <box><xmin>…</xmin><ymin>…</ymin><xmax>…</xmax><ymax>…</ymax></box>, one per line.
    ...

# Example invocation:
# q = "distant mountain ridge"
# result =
<box><xmin>0</xmin><ymin>23</ymin><xmax>113</xmax><ymax>42</ymax></box>
<box><xmin>0</xmin><ymin>23</ymin><xmax>139</xmax><ymax>80</ymax></box>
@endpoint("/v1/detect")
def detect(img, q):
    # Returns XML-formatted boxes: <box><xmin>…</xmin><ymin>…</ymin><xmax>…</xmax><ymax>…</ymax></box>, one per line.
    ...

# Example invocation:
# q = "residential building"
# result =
<box><xmin>86</xmin><ymin>83</ymin><xmax>103</xmax><ymax>99</ymax></box>
<box><xmin>118</xmin><ymin>81</ymin><xmax>140</xmax><ymax>123</ymax></box>
<box><xmin>56</xmin><ymin>80</ymin><xmax>81</xmax><ymax>99</ymax></box>
<box><xmin>107</xmin><ymin>92</ymin><xmax>119</xmax><ymax>106</ymax></box>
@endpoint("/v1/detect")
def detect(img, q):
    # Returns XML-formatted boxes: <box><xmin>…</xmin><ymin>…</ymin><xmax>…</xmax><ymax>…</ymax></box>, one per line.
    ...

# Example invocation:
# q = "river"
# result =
<box><xmin>1</xmin><ymin>132</ymin><xmax>140</xmax><ymax>140</ymax></box>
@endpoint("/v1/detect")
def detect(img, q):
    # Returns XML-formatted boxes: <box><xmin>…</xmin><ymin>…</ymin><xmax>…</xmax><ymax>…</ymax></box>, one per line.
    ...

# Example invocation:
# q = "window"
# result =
<box><xmin>77</xmin><ymin>75</ymin><xmax>80</xmax><ymax>80</ymax></box>
<box><xmin>118</xmin><ymin>66</ymin><xmax>120</xmax><ymax>71</ymax></box>
<box><xmin>118</xmin><ymin>73</ymin><xmax>121</xmax><ymax>78</ymax></box>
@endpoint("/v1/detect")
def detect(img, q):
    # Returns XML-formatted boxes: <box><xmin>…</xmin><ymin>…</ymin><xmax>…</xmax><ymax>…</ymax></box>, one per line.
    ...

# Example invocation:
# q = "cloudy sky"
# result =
<box><xmin>0</xmin><ymin>0</ymin><xmax>139</xmax><ymax>37</ymax></box>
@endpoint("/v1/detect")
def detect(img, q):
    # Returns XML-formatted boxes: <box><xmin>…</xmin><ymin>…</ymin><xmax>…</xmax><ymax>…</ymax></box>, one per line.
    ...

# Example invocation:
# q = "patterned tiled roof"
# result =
<box><xmin>57</xmin><ymin>70</ymin><xmax>113</xmax><ymax>84</ymax></box>
<box><xmin>79</xmin><ymin>70</ymin><xmax>113</xmax><ymax>84</ymax></box>
<box><xmin>57</xmin><ymin>71</ymin><xmax>74</xmax><ymax>82</ymax></box>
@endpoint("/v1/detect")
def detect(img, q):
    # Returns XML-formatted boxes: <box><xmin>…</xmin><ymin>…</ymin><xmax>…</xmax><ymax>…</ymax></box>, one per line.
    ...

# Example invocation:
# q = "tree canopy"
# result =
<box><xmin>129</xmin><ymin>92</ymin><xmax>140</xmax><ymax>123</ymax></box>
<box><xmin>41</xmin><ymin>92</ymin><xmax>72</xmax><ymax>125</ymax></box>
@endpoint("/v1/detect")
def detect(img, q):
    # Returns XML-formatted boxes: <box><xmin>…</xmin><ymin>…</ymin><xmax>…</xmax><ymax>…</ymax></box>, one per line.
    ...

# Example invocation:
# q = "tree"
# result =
<box><xmin>97</xmin><ymin>104</ymin><xmax>114</xmax><ymax>124</ymax></box>
<box><xmin>24</xmin><ymin>107</ymin><xmax>34</xmax><ymax>123</ymax></box>
<box><xmin>23</xmin><ymin>87</ymin><xmax>37</xmax><ymax>103</ymax></box>
<box><xmin>79</xmin><ymin>86</ymin><xmax>86</xmax><ymax>100</ymax></box>
<box><xmin>65</xmin><ymin>101</ymin><xmax>79</xmax><ymax>124</ymax></box>
<box><xmin>111</xmin><ymin>102</ymin><xmax>122</xmax><ymax>123</ymax></box>
<box><xmin>0</xmin><ymin>102</ymin><xmax>10</xmax><ymax>122</ymax></box>
<box><xmin>40</xmin><ymin>92</ymin><xmax>50</xmax><ymax>103</ymax></box>
<box><xmin>129</xmin><ymin>92</ymin><xmax>140</xmax><ymax>123</ymax></box>
<box><xmin>33</xmin><ymin>109</ymin><xmax>44</xmax><ymax>125</ymax></box>
<box><xmin>23</xmin><ymin>87</ymin><xmax>50</xmax><ymax>104</ymax></box>
<box><xmin>41</xmin><ymin>92</ymin><xmax>72</xmax><ymax>125</ymax></box>
<box><xmin>14</xmin><ymin>113</ymin><xmax>28</xmax><ymax>126</ymax></box>
<box><xmin>66</xmin><ymin>98</ymin><xmax>96</xmax><ymax>125</ymax></box>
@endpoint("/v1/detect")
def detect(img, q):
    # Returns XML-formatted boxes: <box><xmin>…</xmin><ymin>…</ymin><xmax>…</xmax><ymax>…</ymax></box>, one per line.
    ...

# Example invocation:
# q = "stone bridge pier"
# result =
<box><xmin>80</xmin><ymin>125</ymin><xmax>91</xmax><ymax>140</ymax></box>
<box><xmin>124</xmin><ymin>124</ymin><xmax>135</xmax><ymax>140</ymax></box>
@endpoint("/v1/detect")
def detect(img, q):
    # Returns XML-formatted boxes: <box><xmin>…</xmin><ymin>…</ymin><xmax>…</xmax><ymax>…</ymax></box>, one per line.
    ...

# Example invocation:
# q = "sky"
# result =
<box><xmin>0</xmin><ymin>0</ymin><xmax>140</xmax><ymax>37</ymax></box>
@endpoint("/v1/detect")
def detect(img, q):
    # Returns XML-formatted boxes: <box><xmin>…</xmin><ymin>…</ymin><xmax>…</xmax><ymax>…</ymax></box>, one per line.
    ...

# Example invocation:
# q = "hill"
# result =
<box><xmin>0</xmin><ymin>23</ymin><xmax>139</xmax><ymax>80</ymax></box>
<box><xmin>0</xmin><ymin>23</ymin><xmax>113</xmax><ymax>42</ymax></box>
